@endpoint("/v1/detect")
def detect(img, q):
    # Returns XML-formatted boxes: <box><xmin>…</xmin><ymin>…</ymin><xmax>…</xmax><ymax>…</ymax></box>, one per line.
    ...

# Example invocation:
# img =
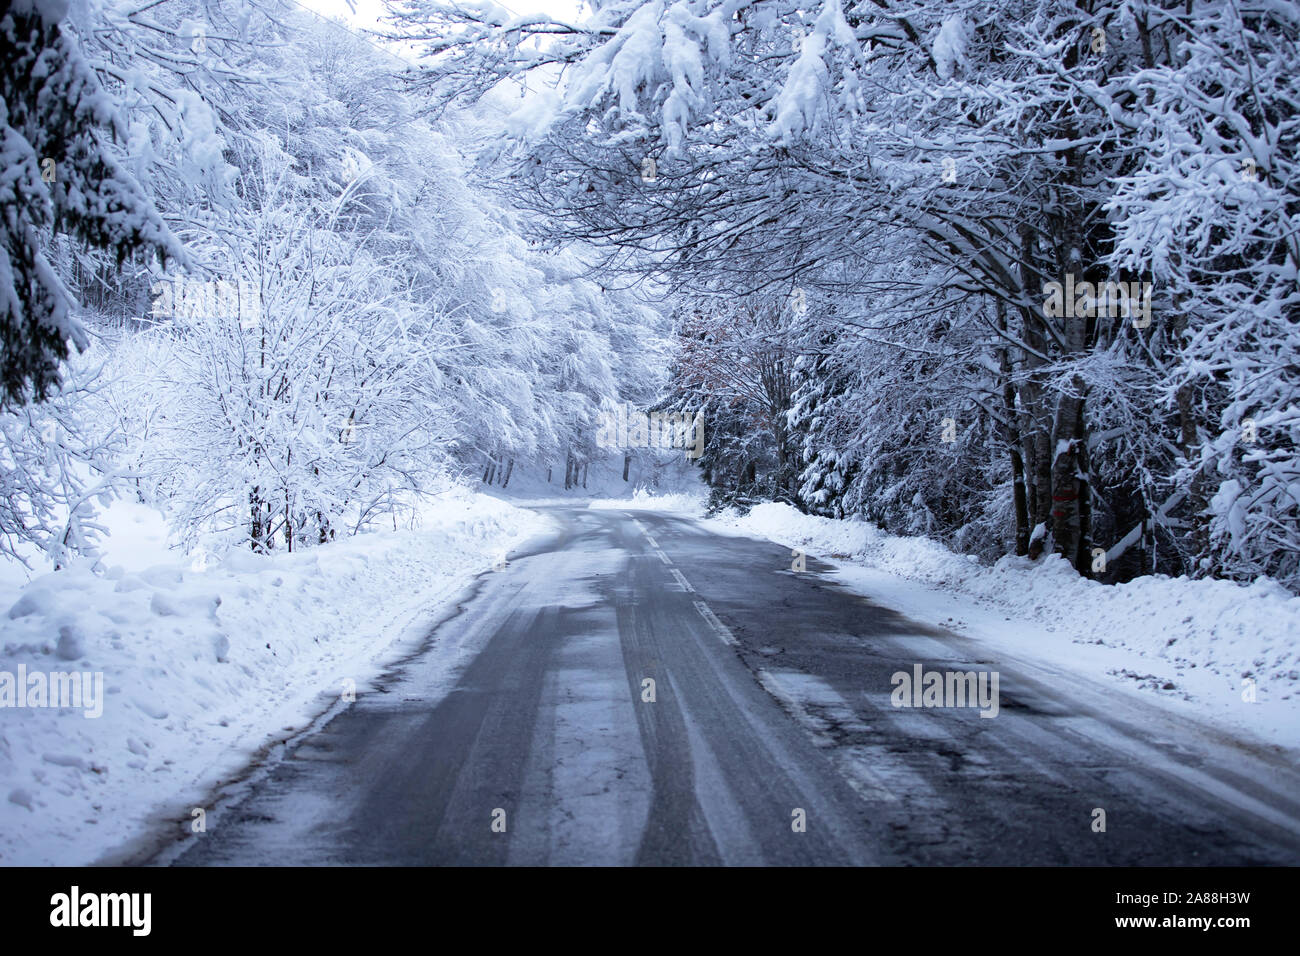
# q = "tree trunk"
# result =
<box><xmin>502</xmin><ymin>459</ymin><xmax>514</xmax><ymax>488</ymax></box>
<box><xmin>1008</xmin><ymin>432</ymin><xmax>1030</xmax><ymax>556</ymax></box>
<box><xmin>250</xmin><ymin>486</ymin><xmax>269</xmax><ymax>553</ymax></box>
<box><xmin>1050</xmin><ymin>393</ymin><xmax>1082</xmax><ymax>564</ymax></box>
<box><xmin>623</xmin><ymin>454</ymin><xmax>631</xmax><ymax>482</ymax></box>
<box><xmin>1032</xmin><ymin>423</ymin><xmax>1052</xmax><ymax>541</ymax></box>
<box><xmin>285</xmin><ymin>496</ymin><xmax>294</xmax><ymax>553</ymax></box>
<box><xmin>1176</xmin><ymin>379</ymin><xmax>1211</xmax><ymax>568</ymax></box>
<box><xmin>1047</xmin><ymin>210</ymin><xmax>1093</xmax><ymax>570</ymax></box>
<box><xmin>1172</xmin><ymin>297</ymin><xmax>1211</xmax><ymax>571</ymax></box>
<box><xmin>1075</xmin><ymin>396</ymin><xmax>1092</xmax><ymax>573</ymax></box>
<box><xmin>997</xmin><ymin>300</ymin><xmax>1030</xmax><ymax>556</ymax></box>
<box><xmin>1017</xmin><ymin>224</ymin><xmax>1054</xmax><ymax>553</ymax></box>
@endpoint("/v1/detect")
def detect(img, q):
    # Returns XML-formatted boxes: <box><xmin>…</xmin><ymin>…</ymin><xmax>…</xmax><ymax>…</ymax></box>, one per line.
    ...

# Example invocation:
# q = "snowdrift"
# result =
<box><xmin>710</xmin><ymin>502</ymin><xmax>1300</xmax><ymax>749</ymax></box>
<box><xmin>0</xmin><ymin>491</ymin><xmax>549</xmax><ymax>865</ymax></box>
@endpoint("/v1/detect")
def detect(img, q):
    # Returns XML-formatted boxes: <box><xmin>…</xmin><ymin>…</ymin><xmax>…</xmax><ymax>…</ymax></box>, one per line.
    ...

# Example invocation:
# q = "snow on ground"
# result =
<box><xmin>0</xmin><ymin>488</ymin><xmax>551</xmax><ymax>865</ymax></box>
<box><xmin>587</xmin><ymin>488</ymin><xmax>706</xmax><ymax>513</ymax></box>
<box><xmin>707</xmin><ymin>502</ymin><xmax>1300</xmax><ymax>751</ymax></box>
<box><xmin>482</xmin><ymin>452</ymin><xmax>706</xmax><ymax>506</ymax></box>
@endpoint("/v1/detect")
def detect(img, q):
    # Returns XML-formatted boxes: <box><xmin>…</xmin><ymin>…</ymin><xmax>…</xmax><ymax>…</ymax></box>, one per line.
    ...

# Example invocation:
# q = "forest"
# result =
<box><xmin>2</xmin><ymin>0</ymin><xmax>670</xmax><ymax>564</ymax></box>
<box><xmin>392</xmin><ymin>0</ymin><xmax>1299</xmax><ymax>589</ymax></box>
<box><xmin>2</xmin><ymin>0</ymin><xmax>1297</xmax><ymax>591</ymax></box>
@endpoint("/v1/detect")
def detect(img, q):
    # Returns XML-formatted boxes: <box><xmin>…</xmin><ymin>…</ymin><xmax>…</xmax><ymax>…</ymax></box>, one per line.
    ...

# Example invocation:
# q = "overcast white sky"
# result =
<box><xmin>290</xmin><ymin>0</ymin><xmax>585</xmax><ymax>69</ymax></box>
<box><xmin>296</xmin><ymin>0</ymin><xmax>586</xmax><ymax>33</ymax></box>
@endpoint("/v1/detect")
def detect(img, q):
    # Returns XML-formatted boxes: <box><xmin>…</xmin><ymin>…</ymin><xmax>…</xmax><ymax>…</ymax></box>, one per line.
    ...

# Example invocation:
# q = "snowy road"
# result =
<box><xmin>153</xmin><ymin>506</ymin><xmax>1300</xmax><ymax>866</ymax></box>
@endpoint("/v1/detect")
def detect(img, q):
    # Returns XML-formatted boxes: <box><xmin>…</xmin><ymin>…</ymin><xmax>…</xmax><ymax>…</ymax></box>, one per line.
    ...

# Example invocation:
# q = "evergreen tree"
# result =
<box><xmin>0</xmin><ymin>0</ymin><xmax>180</xmax><ymax>405</ymax></box>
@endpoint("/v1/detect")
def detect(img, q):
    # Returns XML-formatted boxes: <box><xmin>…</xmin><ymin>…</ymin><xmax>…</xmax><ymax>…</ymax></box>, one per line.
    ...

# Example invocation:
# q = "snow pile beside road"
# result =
<box><xmin>710</xmin><ymin>502</ymin><xmax>1300</xmax><ymax>747</ymax></box>
<box><xmin>588</xmin><ymin>488</ymin><xmax>706</xmax><ymax>513</ymax></box>
<box><xmin>0</xmin><ymin>490</ymin><xmax>549</xmax><ymax>865</ymax></box>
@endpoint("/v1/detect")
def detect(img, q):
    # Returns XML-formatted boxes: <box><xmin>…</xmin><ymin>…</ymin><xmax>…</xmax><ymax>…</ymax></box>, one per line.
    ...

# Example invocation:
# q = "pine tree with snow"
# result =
<box><xmin>0</xmin><ymin>0</ymin><xmax>180</xmax><ymax>405</ymax></box>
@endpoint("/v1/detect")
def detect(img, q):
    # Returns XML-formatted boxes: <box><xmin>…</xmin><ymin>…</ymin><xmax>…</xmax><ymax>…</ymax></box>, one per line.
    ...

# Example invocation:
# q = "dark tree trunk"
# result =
<box><xmin>250</xmin><ymin>486</ymin><xmax>269</xmax><ymax>554</ymax></box>
<box><xmin>285</xmin><ymin>496</ymin><xmax>294</xmax><ymax>553</ymax></box>
<box><xmin>1015</xmin><ymin>223</ymin><xmax>1054</xmax><ymax>554</ymax></box>
<box><xmin>1075</xmin><ymin>396</ymin><xmax>1092</xmax><ymax>574</ymax></box>
<box><xmin>1050</xmin><ymin>389</ymin><xmax>1083</xmax><ymax>566</ymax></box>
<box><xmin>1047</xmin><ymin>208</ymin><xmax>1093</xmax><ymax>570</ymax></box>
<box><xmin>1172</xmin><ymin>299</ymin><xmax>1211</xmax><ymax>572</ymax></box>
<box><xmin>998</xmin><ymin>301</ymin><xmax>1030</xmax><ymax>556</ymax></box>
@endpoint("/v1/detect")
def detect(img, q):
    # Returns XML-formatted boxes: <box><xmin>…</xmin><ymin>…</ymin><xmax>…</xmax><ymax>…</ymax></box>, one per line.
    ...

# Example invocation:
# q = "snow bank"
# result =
<box><xmin>0</xmin><ymin>490</ymin><xmax>550</xmax><ymax>865</ymax></box>
<box><xmin>588</xmin><ymin>488</ymin><xmax>706</xmax><ymax>513</ymax></box>
<box><xmin>709</xmin><ymin>502</ymin><xmax>1300</xmax><ymax>748</ymax></box>
<box><xmin>484</xmin><ymin>453</ymin><xmax>705</xmax><ymax>502</ymax></box>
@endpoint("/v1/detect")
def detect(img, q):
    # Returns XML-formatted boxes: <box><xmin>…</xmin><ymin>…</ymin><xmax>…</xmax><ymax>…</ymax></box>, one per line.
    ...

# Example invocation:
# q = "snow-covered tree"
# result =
<box><xmin>395</xmin><ymin>0</ymin><xmax>1300</xmax><ymax>590</ymax></box>
<box><xmin>140</xmin><ymin>133</ymin><xmax>452</xmax><ymax>551</ymax></box>
<box><xmin>0</xmin><ymin>0</ymin><xmax>181</xmax><ymax>404</ymax></box>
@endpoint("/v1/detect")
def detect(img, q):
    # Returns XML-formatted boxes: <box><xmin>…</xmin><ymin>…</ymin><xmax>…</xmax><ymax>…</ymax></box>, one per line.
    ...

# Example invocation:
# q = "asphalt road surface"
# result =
<box><xmin>149</xmin><ymin>506</ymin><xmax>1300</xmax><ymax>866</ymax></box>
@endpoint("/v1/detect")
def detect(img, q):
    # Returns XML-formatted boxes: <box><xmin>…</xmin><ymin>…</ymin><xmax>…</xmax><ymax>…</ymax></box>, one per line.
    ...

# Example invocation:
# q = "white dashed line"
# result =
<box><xmin>670</xmin><ymin>568</ymin><xmax>695</xmax><ymax>592</ymax></box>
<box><xmin>693</xmin><ymin>599</ymin><xmax>735</xmax><ymax>644</ymax></box>
<box><xmin>655</xmin><ymin>549</ymin><xmax>673</xmax><ymax>566</ymax></box>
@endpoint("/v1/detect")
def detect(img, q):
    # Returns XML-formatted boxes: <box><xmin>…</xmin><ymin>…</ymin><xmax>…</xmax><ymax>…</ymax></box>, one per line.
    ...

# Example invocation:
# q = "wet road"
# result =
<box><xmin>152</xmin><ymin>506</ymin><xmax>1300</xmax><ymax>865</ymax></box>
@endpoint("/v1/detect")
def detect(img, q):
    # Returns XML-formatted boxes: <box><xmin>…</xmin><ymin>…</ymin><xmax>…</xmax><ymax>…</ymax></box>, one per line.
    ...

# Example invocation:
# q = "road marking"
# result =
<box><xmin>644</xmin><ymin>533</ymin><xmax>659</xmax><ymax>547</ymax></box>
<box><xmin>655</xmin><ymin>549</ymin><xmax>673</xmax><ymax>566</ymax></box>
<box><xmin>693</xmin><ymin>600</ymin><xmax>735</xmax><ymax>644</ymax></box>
<box><xmin>670</xmin><ymin>567</ymin><xmax>695</xmax><ymax>592</ymax></box>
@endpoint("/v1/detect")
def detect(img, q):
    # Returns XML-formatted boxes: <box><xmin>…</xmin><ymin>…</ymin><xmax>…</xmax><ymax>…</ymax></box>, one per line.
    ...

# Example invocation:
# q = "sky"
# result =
<box><xmin>296</xmin><ymin>0</ymin><xmax>587</xmax><ymax>33</ymax></box>
<box><xmin>292</xmin><ymin>0</ymin><xmax>586</xmax><ymax>68</ymax></box>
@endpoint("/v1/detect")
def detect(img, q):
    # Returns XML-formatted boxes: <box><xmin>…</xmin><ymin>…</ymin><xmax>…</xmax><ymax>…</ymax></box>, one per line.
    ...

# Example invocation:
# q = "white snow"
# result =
<box><xmin>771</xmin><ymin>0</ymin><xmax>862</xmax><ymax>142</ymax></box>
<box><xmin>931</xmin><ymin>15</ymin><xmax>970</xmax><ymax>81</ymax></box>
<box><xmin>587</xmin><ymin>487</ymin><xmax>706</xmax><ymax>513</ymax></box>
<box><xmin>707</xmin><ymin>502</ymin><xmax>1300</xmax><ymax>750</ymax></box>
<box><xmin>0</xmin><ymin>488</ymin><xmax>550</xmax><ymax>865</ymax></box>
